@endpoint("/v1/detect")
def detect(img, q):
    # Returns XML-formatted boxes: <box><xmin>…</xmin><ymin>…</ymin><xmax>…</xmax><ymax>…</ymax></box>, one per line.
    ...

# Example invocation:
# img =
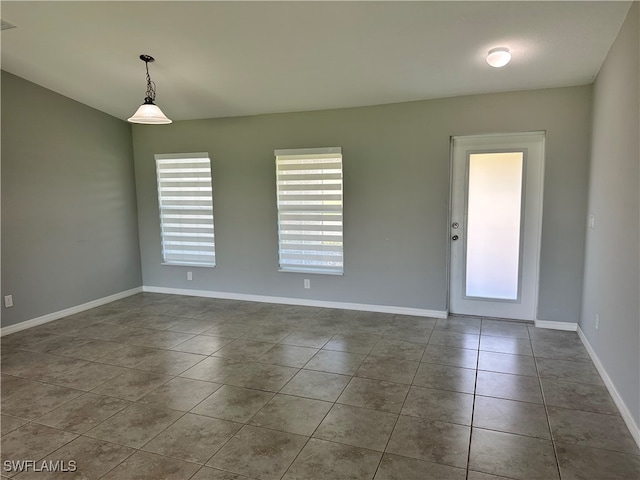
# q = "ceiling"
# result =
<box><xmin>0</xmin><ymin>1</ymin><xmax>632</xmax><ymax>122</ymax></box>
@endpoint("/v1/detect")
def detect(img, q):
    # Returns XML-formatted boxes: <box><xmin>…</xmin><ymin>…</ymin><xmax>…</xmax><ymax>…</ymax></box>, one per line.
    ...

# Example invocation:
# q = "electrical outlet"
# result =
<box><xmin>595</xmin><ymin>313</ymin><xmax>599</xmax><ymax>330</ymax></box>
<box><xmin>304</xmin><ymin>279</ymin><xmax>311</xmax><ymax>289</ymax></box>
<box><xmin>187</xmin><ymin>271</ymin><xmax>193</xmax><ymax>281</ymax></box>
<box><xmin>588</xmin><ymin>214</ymin><xmax>595</xmax><ymax>229</ymax></box>
<box><xmin>4</xmin><ymin>295</ymin><xmax>13</xmax><ymax>308</ymax></box>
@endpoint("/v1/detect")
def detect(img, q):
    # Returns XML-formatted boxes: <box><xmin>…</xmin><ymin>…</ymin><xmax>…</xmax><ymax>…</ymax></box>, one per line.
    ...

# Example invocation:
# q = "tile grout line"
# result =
<box><xmin>530</xmin><ymin>329</ymin><xmax>564</xmax><ymax>480</ymax></box>
<box><xmin>464</xmin><ymin>319</ymin><xmax>482</xmax><ymax>480</ymax></box>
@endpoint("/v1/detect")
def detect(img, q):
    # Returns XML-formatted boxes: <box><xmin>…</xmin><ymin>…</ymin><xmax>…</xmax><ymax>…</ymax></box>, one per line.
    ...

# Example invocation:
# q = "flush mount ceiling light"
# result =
<box><xmin>486</xmin><ymin>47</ymin><xmax>511</xmax><ymax>68</ymax></box>
<box><xmin>128</xmin><ymin>54</ymin><xmax>172</xmax><ymax>124</ymax></box>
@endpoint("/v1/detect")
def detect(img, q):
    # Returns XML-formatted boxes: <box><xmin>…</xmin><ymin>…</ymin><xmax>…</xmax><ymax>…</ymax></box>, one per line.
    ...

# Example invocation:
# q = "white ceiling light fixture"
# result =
<box><xmin>486</xmin><ymin>47</ymin><xmax>511</xmax><ymax>68</ymax></box>
<box><xmin>128</xmin><ymin>54</ymin><xmax>172</xmax><ymax>124</ymax></box>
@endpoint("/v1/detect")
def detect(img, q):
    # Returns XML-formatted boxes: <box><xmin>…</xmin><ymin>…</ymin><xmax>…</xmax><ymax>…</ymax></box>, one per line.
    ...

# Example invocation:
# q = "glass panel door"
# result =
<box><xmin>465</xmin><ymin>152</ymin><xmax>524</xmax><ymax>300</ymax></box>
<box><xmin>449</xmin><ymin>132</ymin><xmax>544</xmax><ymax>321</ymax></box>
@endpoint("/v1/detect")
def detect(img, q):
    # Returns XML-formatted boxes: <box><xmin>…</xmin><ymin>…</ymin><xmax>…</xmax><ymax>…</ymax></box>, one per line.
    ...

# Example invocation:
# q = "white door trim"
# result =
<box><xmin>448</xmin><ymin>131</ymin><xmax>545</xmax><ymax>321</ymax></box>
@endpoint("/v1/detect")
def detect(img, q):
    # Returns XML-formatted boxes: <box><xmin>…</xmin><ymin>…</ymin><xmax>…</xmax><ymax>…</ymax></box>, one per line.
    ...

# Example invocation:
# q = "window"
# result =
<box><xmin>155</xmin><ymin>152</ymin><xmax>215</xmax><ymax>267</ymax></box>
<box><xmin>275</xmin><ymin>147</ymin><xmax>343</xmax><ymax>275</ymax></box>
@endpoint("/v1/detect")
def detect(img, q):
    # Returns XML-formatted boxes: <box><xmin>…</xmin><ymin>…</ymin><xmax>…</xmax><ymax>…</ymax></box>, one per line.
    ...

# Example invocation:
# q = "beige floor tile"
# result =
<box><xmin>280</xmin><ymin>369</ymin><xmax>350</xmax><ymax>402</ymax></box>
<box><xmin>413</xmin><ymin>363</ymin><xmax>476</xmax><ymax>394</ymax></box>
<box><xmin>257</xmin><ymin>344</ymin><xmax>318</xmax><ymax>368</ymax></box>
<box><xmin>477</xmin><ymin>351</ymin><xmax>537</xmax><ymax>377</ymax></box>
<box><xmin>475</xmin><ymin>371</ymin><xmax>542</xmax><ymax>404</ymax></box>
<box><xmin>101</xmin><ymin>451</ymin><xmax>200</xmax><ymax>480</ymax></box>
<box><xmin>190</xmin><ymin>466</ymin><xmax>256</xmax><ymax>479</ymax></box>
<box><xmin>370</xmin><ymin>337</ymin><xmax>426</xmax><ymax>361</ymax></box>
<box><xmin>386</xmin><ymin>415</ymin><xmax>470</xmax><ymax>468</ymax></box>
<box><xmin>0</xmin><ymin>375</ymin><xmax>35</xmax><ymax>401</ymax></box>
<box><xmin>33</xmin><ymin>392</ymin><xmax>130</xmax><ymax>433</ymax></box>
<box><xmin>1</xmin><ymin>382</ymin><xmax>84</xmax><ymax>420</ymax></box>
<box><xmin>322</xmin><ymin>333</ymin><xmax>379</xmax><ymax>355</ymax></box>
<box><xmin>133</xmin><ymin>349</ymin><xmax>208</xmax><ymax>375</ymax></box>
<box><xmin>91</xmin><ymin>369</ymin><xmax>172</xmax><ymax>401</ymax></box>
<box><xmin>192</xmin><ymin>385</ymin><xmax>273</xmax><ymax>423</ymax></box>
<box><xmin>224</xmin><ymin>362</ymin><xmax>299</xmax><ymax>392</ymax></box>
<box><xmin>142</xmin><ymin>413</ymin><xmax>241</xmax><ymax>463</ymax></box>
<box><xmin>86</xmin><ymin>403</ymin><xmax>182</xmax><ymax>448</ymax></box>
<box><xmin>58</xmin><ymin>340</ymin><xmax>127</xmax><ymax>362</ymax></box>
<box><xmin>421</xmin><ymin>344</ymin><xmax>478</xmax><ymax>369</ymax></box>
<box><xmin>313</xmin><ymin>403</ymin><xmax>397</xmax><ymax>451</ymax></box>
<box><xmin>208</xmin><ymin>425</ymin><xmax>307</xmax><ymax>480</ymax></box>
<box><xmin>0</xmin><ymin>424</ymin><xmax>78</xmax><ymax>465</ymax></box>
<box><xmin>48</xmin><ymin>362</ymin><xmax>128</xmax><ymax>391</ymax></box>
<box><xmin>282</xmin><ymin>438</ymin><xmax>382</xmax><ymax>480</ymax></box>
<box><xmin>337</xmin><ymin>377</ymin><xmax>410</xmax><ymax>413</ymax></box>
<box><xmin>356</xmin><ymin>356</ymin><xmax>419</xmax><ymax>385</ymax></box>
<box><xmin>248</xmin><ymin>394</ymin><xmax>332</xmax><ymax>436</ymax></box>
<box><xmin>123</xmin><ymin>329</ymin><xmax>195</xmax><ymax>349</ymax></box>
<box><xmin>469</xmin><ymin>428</ymin><xmax>559</xmax><ymax>479</ymax></box>
<box><xmin>1</xmin><ymin>351</ymin><xmax>87</xmax><ymax>381</ymax></box>
<box><xmin>95</xmin><ymin>345</ymin><xmax>165</xmax><ymax>368</ymax></box>
<box><xmin>0</xmin><ymin>415</ymin><xmax>27</xmax><ymax>437</ymax></box>
<box><xmin>556</xmin><ymin>442</ymin><xmax>640</xmax><ymax>480</ymax></box>
<box><xmin>473</xmin><ymin>395</ymin><xmax>551</xmax><ymax>439</ymax></box>
<box><xmin>171</xmin><ymin>335</ymin><xmax>234</xmax><ymax>355</ymax></box>
<box><xmin>374</xmin><ymin>453</ymin><xmax>466</xmax><ymax>480</ymax></box>
<box><xmin>212</xmin><ymin>339</ymin><xmax>276</xmax><ymax>362</ymax></box>
<box><xmin>14</xmin><ymin>436</ymin><xmax>134</xmax><ymax>480</ymax></box>
<box><xmin>303</xmin><ymin>350</ymin><xmax>366</xmax><ymax>375</ymax></box>
<box><xmin>402</xmin><ymin>386</ymin><xmax>473</xmax><ymax>425</ymax></box>
<box><xmin>280</xmin><ymin>330</ymin><xmax>333</xmax><ymax>349</ymax></box>
<box><xmin>138</xmin><ymin>377</ymin><xmax>222</xmax><ymax>411</ymax></box>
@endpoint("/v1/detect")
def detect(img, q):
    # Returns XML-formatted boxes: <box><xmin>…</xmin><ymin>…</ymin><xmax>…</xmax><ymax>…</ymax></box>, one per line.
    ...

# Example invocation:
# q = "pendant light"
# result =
<box><xmin>128</xmin><ymin>54</ymin><xmax>172</xmax><ymax>124</ymax></box>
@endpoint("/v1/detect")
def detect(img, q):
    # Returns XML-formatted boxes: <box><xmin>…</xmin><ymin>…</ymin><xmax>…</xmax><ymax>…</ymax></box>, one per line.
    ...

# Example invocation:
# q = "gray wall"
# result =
<box><xmin>132</xmin><ymin>85</ymin><xmax>591</xmax><ymax>322</ymax></box>
<box><xmin>1</xmin><ymin>72</ymin><xmax>142</xmax><ymax>328</ymax></box>
<box><xmin>581</xmin><ymin>3</ymin><xmax>639</xmax><ymax>426</ymax></box>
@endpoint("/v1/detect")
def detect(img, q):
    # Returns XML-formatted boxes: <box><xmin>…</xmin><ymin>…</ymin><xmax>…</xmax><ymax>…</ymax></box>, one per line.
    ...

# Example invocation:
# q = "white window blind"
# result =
<box><xmin>155</xmin><ymin>153</ymin><xmax>215</xmax><ymax>267</ymax></box>
<box><xmin>275</xmin><ymin>147</ymin><xmax>343</xmax><ymax>275</ymax></box>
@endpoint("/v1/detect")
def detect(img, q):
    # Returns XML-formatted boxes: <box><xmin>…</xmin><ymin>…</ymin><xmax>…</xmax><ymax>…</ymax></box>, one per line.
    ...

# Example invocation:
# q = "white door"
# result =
<box><xmin>449</xmin><ymin>132</ymin><xmax>545</xmax><ymax>321</ymax></box>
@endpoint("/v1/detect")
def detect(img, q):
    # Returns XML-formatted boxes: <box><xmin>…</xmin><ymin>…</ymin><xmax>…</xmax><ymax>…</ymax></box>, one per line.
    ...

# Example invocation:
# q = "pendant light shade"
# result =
<box><xmin>128</xmin><ymin>101</ymin><xmax>172</xmax><ymax>124</ymax></box>
<box><xmin>128</xmin><ymin>54</ymin><xmax>172</xmax><ymax>124</ymax></box>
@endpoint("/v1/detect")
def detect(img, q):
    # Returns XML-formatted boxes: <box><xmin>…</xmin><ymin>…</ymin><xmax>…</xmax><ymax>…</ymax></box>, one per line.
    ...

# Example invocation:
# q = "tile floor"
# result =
<box><xmin>1</xmin><ymin>293</ymin><xmax>638</xmax><ymax>479</ymax></box>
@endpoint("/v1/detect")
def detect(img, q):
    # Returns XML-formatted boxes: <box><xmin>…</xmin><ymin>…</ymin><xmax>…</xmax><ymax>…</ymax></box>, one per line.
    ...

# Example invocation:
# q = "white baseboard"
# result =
<box><xmin>0</xmin><ymin>287</ymin><xmax>143</xmax><ymax>337</ymax></box>
<box><xmin>534</xmin><ymin>319</ymin><xmax>578</xmax><ymax>331</ymax></box>
<box><xmin>577</xmin><ymin>326</ymin><xmax>640</xmax><ymax>449</ymax></box>
<box><xmin>142</xmin><ymin>286</ymin><xmax>448</xmax><ymax>319</ymax></box>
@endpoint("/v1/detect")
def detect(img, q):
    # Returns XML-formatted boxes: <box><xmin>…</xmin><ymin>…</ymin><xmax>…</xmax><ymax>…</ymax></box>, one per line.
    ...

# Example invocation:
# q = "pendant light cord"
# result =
<box><xmin>144</xmin><ymin>60</ymin><xmax>157</xmax><ymax>104</ymax></box>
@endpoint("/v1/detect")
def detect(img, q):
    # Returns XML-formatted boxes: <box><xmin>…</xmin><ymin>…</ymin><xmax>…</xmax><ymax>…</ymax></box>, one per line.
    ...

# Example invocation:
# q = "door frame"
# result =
<box><xmin>446</xmin><ymin>131</ymin><xmax>546</xmax><ymax>321</ymax></box>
